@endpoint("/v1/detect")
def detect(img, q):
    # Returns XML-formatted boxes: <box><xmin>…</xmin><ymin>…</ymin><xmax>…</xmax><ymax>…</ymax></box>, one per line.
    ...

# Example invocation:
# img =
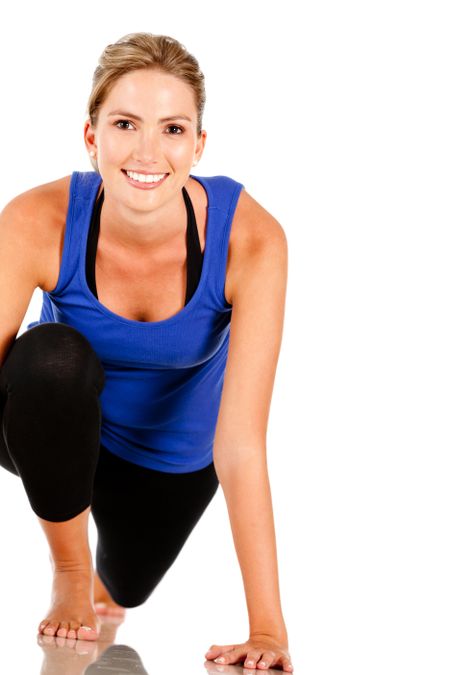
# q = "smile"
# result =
<box><xmin>121</xmin><ymin>170</ymin><xmax>169</xmax><ymax>189</ymax></box>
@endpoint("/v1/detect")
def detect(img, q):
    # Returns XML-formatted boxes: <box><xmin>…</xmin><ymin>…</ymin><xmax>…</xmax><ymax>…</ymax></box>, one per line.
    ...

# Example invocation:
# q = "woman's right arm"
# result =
<box><xmin>0</xmin><ymin>191</ymin><xmax>49</xmax><ymax>367</ymax></box>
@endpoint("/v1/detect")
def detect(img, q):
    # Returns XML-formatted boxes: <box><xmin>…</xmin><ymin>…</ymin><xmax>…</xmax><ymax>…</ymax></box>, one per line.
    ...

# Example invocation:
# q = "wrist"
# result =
<box><xmin>250</xmin><ymin>624</ymin><xmax>288</xmax><ymax>646</ymax></box>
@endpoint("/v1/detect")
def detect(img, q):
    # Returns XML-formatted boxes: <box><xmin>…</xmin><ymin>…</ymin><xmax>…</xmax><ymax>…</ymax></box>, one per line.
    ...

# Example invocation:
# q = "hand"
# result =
<box><xmin>204</xmin><ymin>634</ymin><xmax>294</xmax><ymax>671</ymax></box>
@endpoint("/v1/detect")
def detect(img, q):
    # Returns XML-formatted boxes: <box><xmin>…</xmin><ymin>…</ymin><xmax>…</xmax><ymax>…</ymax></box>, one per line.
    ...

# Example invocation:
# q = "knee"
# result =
<box><xmin>100</xmin><ymin>579</ymin><xmax>148</xmax><ymax>609</ymax></box>
<box><xmin>101</xmin><ymin>568</ymin><xmax>164</xmax><ymax>609</ymax></box>
<box><xmin>1</xmin><ymin>322</ymin><xmax>105</xmax><ymax>394</ymax></box>
<box><xmin>111</xmin><ymin>593</ymin><xmax>147</xmax><ymax>609</ymax></box>
<box><xmin>109</xmin><ymin>587</ymin><xmax>155</xmax><ymax>609</ymax></box>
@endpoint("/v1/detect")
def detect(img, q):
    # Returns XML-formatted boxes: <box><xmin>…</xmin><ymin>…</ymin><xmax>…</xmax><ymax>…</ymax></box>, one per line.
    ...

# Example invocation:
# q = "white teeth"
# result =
<box><xmin>125</xmin><ymin>170</ymin><xmax>166</xmax><ymax>183</ymax></box>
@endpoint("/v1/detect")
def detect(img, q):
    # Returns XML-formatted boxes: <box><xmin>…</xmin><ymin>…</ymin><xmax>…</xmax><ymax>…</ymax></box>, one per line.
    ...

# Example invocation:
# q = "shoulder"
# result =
<box><xmin>233</xmin><ymin>187</ymin><xmax>287</xmax><ymax>247</ymax></box>
<box><xmin>226</xmin><ymin>186</ymin><xmax>288</xmax><ymax>305</ymax></box>
<box><xmin>2</xmin><ymin>175</ymin><xmax>71</xmax><ymax>292</ymax></box>
<box><xmin>4</xmin><ymin>174</ymin><xmax>71</xmax><ymax>219</ymax></box>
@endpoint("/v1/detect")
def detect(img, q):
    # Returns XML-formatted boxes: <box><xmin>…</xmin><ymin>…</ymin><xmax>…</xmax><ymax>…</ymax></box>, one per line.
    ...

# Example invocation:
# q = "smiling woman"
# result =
<box><xmin>0</xmin><ymin>31</ymin><xmax>292</xmax><ymax>671</ymax></box>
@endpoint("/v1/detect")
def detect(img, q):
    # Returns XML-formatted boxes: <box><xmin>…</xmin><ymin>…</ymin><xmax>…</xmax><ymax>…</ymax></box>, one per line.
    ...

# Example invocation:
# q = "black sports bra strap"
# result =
<box><xmin>85</xmin><ymin>187</ymin><xmax>103</xmax><ymax>299</ymax></box>
<box><xmin>182</xmin><ymin>186</ymin><xmax>203</xmax><ymax>302</ymax></box>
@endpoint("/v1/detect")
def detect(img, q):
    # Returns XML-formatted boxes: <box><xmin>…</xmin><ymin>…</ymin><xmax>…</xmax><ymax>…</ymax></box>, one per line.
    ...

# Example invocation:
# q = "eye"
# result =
<box><xmin>166</xmin><ymin>125</ymin><xmax>184</xmax><ymax>135</ymax></box>
<box><xmin>113</xmin><ymin>120</ymin><xmax>184</xmax><ymax>134</ymax></box>
<box><xmin>114</xmin><ymin>119</ymin><xmax>134</xmax><ymax>130</ymax></box>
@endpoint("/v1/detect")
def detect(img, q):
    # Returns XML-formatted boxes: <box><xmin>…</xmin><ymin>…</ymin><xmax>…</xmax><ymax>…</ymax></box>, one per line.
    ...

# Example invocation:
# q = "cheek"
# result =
<box><xmin>108</xmin><ymin>135</ymin><xmax>130</xmax><ymax>158</ymax></box>
<box><xmin>99</xmin><ymin>129</ymin><xmax>131</xmax><ymax>156</ymax></box>
<box><xmin>168</xmin><ymin>141</ymin><xmax>195</xmax><ymax>163</ymax></box>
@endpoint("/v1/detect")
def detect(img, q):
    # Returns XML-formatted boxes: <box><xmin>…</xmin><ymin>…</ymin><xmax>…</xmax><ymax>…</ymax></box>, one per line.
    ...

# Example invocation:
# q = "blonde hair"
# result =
<box><xmin>86</xmin><ymin>32</ymin><xmax>206</xmax><ymax>173</ymax></box>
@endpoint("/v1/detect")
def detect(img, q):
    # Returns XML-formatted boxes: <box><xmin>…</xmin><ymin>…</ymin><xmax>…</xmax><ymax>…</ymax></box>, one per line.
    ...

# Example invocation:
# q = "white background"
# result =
<box><xmin>0</xmin><ymin>1</ymin><xmax>449</xmax><ymax>673</ymax></box>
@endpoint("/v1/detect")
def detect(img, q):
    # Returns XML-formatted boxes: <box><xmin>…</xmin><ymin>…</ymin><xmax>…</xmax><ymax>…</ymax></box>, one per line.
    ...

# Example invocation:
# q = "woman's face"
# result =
<box><xmin>84</xmin><ymin>68</ymin><xmax>206</xmax><ymax>211</ymax></box>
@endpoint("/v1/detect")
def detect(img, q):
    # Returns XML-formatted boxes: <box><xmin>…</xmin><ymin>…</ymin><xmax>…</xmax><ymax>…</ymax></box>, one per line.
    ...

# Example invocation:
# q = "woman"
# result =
<box><xmin>0</xmin><ymin>32</ymin><xmax>292</xmax><ymax>671</ymax></box>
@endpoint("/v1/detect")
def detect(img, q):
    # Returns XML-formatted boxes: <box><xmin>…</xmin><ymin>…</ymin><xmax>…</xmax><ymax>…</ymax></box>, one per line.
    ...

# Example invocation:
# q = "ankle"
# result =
<box><xmin>52</xmin><ymin>561</ymin><xmax>93</xmax><ymax>574</ymax></box>
<box><xmin>50</xmin><ymin>549</ymin><xmax>93</xmax><ymax>574</ymax></box>
<box><xmin>38</xmin><ymin>506</ymin><xmax>92</xmax><ymax>568</ymax></box>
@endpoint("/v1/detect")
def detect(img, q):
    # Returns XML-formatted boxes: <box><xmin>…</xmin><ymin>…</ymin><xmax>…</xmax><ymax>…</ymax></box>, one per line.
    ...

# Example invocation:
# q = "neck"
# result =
<box><xmin>98</xmin><ymin>185</ymin><xmax>188</xmax><ymax>254</ymax></box>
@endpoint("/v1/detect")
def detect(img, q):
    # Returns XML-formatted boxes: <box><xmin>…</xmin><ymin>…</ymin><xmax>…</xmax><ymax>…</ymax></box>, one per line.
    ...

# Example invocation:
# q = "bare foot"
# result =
<box><xmin>93</xmin><ymin>569</ymin><xmax>127</xmax><ymax>619</ymax></box>
<box><xmin>38</xmin><ymin>568</ymin><xmax>100</xmax><ymax>641</ymax></box>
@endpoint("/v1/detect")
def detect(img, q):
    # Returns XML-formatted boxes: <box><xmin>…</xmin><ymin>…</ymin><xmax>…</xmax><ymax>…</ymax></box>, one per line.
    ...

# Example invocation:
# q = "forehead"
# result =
<box><xmin>102</xmin><ymin>69</ymin><xmax>196</xmax><ymax>112</ymax></box>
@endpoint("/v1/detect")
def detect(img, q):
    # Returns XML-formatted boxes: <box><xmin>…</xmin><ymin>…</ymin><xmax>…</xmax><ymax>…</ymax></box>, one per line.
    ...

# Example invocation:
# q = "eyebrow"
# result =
<box><xmin>107</xmin><ymin>110</ymin><xmax>192</xmax><ymax>123</ymax></box>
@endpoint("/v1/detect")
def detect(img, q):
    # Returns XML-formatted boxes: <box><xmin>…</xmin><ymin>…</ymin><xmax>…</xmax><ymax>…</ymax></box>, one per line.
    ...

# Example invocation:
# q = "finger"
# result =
<box><xmin>205</xmin><ymin>644</ymin><xmax>237</xmax><ymax>659</ymax></box>
<box><xmin>256</xmin><ymin>650</ymin><xmax>276</xmax><ymax>669</ymax></box>
<box><xmin>214</xmin><ymin>645</ymin><xmax>249</xmax><ymax>664</ymax></box>
<box><xmin>244</xmin><ymin>651</ymin><xmax>263</xmax><ymax>668</ymax></box>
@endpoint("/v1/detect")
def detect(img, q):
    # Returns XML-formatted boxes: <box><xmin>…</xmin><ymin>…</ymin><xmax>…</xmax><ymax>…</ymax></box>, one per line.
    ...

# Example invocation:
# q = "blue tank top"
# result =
<box><xmin>26</xmin><ymin>170</ymin><xmax>245</xmax><ymax>473</ymax></box>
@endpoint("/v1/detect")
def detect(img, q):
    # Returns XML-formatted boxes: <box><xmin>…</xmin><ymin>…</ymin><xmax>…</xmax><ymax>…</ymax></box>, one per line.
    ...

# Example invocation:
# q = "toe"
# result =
<box><xmin>94</xmin><ymin>602</ymin><xmax>107</xmax><ymax>615</ymax></box>
<box><xmin>94</xmin><ymin>601</ymin><xmax>125</xmax><ymax>618</ymax></box>
<box><xmin>56</xmin><ymin>622</ymin><xmax>69</xmax><ymax>638</ymax></box>
<box><xmin>77</xmin><ymin>625</ymin><xmax>99</xmax><ymax>641</ymax></box>
<box><xmin>43</xmin><ymin>621</ymin><xmax>59</xmax><ymax>636</ymax></box>
<box><xmin>68</xmin><ymin>621</ymin><xmax>80</xmax><ymax>639</ymax></box>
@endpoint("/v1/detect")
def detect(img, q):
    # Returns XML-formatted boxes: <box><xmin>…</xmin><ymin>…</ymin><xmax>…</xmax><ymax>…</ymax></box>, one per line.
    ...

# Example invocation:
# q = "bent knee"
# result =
<box><xmin>100</xmin><ymin>569</ymin><xmax>165</xmax><ymax>609</ymax></box>
<box><xmin>3</xmin><ymin>322</ymin><xmax>105</xmax><ymax>392</ymax></box>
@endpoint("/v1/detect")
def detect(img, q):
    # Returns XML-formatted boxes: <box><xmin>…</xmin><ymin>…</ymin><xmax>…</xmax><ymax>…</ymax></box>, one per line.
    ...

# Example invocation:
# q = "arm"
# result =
<box><xmin>213</xmin><ymin>197</ymin><xmax>289</xmax><ymax>641</ymax></box>
<box><xmin>0</xmin><ymin>190</ymin><xmax>50</xmax><ymax>367</ymax></box>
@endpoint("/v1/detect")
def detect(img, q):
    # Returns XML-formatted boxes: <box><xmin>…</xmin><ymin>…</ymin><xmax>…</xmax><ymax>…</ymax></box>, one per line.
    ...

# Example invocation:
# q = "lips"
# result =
<box><xmin>121</xmin><ymin>169</ymin><xmax>169</xmax><ymax>190</ymax></box>
<box><xmin>121</xmin><ymin>169</ymin><xmax>168</xmax><ymax>176</ymax></box>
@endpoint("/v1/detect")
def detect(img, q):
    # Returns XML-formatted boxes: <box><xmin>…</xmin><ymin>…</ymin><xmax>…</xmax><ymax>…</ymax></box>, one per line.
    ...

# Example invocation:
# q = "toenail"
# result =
<box><xmin>80</xmin><ymin>626</ymin><xmax>93</xmax><ymax>631</ymax></box>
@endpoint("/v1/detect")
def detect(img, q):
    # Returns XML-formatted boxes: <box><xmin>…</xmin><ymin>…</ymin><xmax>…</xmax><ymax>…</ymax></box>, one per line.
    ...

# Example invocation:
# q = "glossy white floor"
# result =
<box><xmin>1</xmin><ymin>434</ymin><xmax>449</xmax><ymax>675</ymax></box>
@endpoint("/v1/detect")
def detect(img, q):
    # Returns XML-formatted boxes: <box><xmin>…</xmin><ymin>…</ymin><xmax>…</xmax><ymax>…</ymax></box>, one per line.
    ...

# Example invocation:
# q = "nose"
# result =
<box><xmin>133</xmin><ymin>126</ymin><xmax>162</xmax><ymax>163</ymax></box>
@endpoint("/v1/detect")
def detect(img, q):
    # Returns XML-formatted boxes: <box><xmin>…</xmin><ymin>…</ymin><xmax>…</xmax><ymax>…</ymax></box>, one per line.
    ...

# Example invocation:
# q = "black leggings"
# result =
<box><xmin>0</xmin><ymin>322</ymin><xmax>219</xmax><ymax>608</ymax></box>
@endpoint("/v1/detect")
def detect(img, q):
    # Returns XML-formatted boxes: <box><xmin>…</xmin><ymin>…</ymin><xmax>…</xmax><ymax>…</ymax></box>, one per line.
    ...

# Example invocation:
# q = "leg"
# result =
<box><xmin>0</xmin><ymin>322</ymin><xmax>106</xmax><ymax>640</ymax></box>
<box><xmin>0</xmin><ymin>322</ymin><xmax>105</xmax><ymax>520</ymax></box>
<box><xmin>91</xmin><ymin>444</ymin><xmax>219</xmax><ymax>608</ymax></box>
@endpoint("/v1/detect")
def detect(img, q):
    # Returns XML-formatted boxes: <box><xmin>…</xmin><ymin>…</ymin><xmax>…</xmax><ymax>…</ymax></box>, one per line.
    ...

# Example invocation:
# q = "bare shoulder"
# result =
<box><xmin>4</xmin><ymin>174</ymin><xmax>71</xmax><ymax>220</ymax></box>
<box><xmin>233</xmin><ymin>188</ymin><xmax>286</xmax><ymax>244</ymax></box>
<box><xmin>225</xmin><ymin>187</ymin><xmax>287</xmax><ymax>304</ymax></box>
<box><xmin>2</xmin><ymin>175</ymin><xmax>71</xmax><ymax>292</ymax></box>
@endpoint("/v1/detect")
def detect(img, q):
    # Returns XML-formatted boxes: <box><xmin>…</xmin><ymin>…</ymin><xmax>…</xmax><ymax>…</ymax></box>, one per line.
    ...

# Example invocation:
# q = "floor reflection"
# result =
<box><xmin>84</xmin><ymin>644</ymin><xmax>149</xmax><ymax>674</ymax></box>
<box><xmin>36</xmin><ymin>616</ymin><xmax>282</xmax><ymax>674</ymax></box>
<box><xmin>36</xmin><ymin>617</ymin><xmax>150</xmax><ymax>675</ymax></box>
